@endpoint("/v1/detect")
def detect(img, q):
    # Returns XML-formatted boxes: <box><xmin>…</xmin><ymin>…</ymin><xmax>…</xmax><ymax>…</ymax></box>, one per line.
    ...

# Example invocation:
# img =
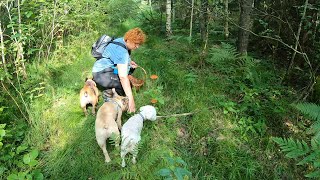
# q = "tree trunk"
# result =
<box><xmin>189</xmin><ymin>0</ymin><xmax>194</xmax><ymax>41</ymax></box>
<box><xmin>172</xmin><ymin>0</ymin><xmax>175</xmax><ymax>23</ymax></box>
<box><xmin>285</xmin><ymin>0</ymin><xmax>309</xmax><ymax>78</ymax></box>
<box><xmin>200</xmin><ymin>0</ymin><xmax>208</xmax><ymax>42</ymax></box>
<box><xmin>166</xmin><ymin>0</ymin><xmax>172</xmax><ymax>37</ymax></box>
<box><xmin>224</xmin><ymin>0</ymin><xmax>229</xmax><ymax>39</ymax></box>
<box><xmin>0</xmin><ymin>21</ymin><xmax>8</xmax><ymax>75</ymax></box>
<box><xmin>237</xmin><ymin>0</ymin><xmax>254</xmax><ymax>55</ymax></box>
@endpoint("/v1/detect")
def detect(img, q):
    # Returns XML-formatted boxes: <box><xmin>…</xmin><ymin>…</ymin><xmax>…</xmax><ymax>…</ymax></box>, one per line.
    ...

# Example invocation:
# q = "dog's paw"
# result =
<box><xmin>121</xmin><ymin>160</ymin><xmax>126</xmax><ymax>167</ymax></box>
<box><xmin>132</xmin><ymin>158</ymin><xmax>136</xmax><ymax>164</ymax></box>
<box><xmin>105</xmin><ymin>158</ymin><xmax>111</xmax><ymax>163</ymax></box>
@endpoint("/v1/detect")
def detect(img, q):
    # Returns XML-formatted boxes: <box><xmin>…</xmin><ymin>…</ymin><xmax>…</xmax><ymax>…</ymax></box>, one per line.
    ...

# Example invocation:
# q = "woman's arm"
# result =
<box><xmin>117</xmin><ymin>63</ymin><xmax>135</xmax><ymax>113</ymax></box>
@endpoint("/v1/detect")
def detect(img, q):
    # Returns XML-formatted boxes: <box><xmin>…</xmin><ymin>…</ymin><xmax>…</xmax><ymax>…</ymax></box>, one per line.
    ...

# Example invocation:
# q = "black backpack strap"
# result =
<box><xmin>109</xmin><ymin>41</ymin><xmax>131</xmax><ymax>55</ymax></box>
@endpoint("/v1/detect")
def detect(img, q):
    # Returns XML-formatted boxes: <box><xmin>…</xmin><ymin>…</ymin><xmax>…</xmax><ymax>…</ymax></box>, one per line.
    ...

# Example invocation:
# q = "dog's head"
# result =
<box><xmin>139</xmin><ymin>105</ymin><xmax>157</xmax><ymax>121</ymax></box>
<box><xmin>112</xmin><ymin>88</ymin><xmax>129</xmax><ymax>111</ymax></box>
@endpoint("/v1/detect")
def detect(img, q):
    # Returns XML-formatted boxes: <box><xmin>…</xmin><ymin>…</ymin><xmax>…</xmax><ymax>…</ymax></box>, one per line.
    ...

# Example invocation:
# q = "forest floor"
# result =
<box><xmin>24</xmin><ymin>26</ymin><xmax>301</xmax><ymax>179</ymax></box>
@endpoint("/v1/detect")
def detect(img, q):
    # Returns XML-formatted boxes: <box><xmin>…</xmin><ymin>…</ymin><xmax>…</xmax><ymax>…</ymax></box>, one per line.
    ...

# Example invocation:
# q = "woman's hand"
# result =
<box><xmin>130</xmin><ymin>60</ymin><xmax>138</xmax><ymax>69</ymax></box>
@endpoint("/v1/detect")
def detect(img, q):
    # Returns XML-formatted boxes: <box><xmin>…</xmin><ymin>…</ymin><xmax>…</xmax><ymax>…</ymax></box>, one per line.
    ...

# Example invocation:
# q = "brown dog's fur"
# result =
<box><xmin>95</xmin><ymin>88</ymin><xmax>128</xmax><ymax>163</ymax></box>
<box><xmin>79</xmin><ymin>78</ymin><xmax>99</xmax><ymax>116</ymax></box>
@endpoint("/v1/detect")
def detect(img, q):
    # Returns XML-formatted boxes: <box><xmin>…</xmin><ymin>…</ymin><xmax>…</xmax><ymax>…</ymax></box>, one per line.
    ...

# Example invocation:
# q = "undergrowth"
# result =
<box><xmin>18</xmin><ymin>11</ymin><xmax>304</xmax><ymax>180</ymax></box>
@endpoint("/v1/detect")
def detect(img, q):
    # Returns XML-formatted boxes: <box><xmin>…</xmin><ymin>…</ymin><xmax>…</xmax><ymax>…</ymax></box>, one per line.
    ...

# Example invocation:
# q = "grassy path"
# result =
<box><xmin>25</xmin><ymin>32</ymin><xmax>186</xmax><ymax>179</ymax></box>
<box><xmin>24</xmin><ymin>29</ymin><xmax>294</xmax><ymax>179</ymax></box>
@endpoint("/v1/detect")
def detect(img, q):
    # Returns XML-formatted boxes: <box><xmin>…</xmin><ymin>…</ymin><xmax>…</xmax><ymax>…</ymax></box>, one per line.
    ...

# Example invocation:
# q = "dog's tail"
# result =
<box><xmin>122</xmin><ymin>137</ymin><xmax>137</xmax><ymax>152</ymax></box>
<box><xmin>85</xmin><ymin>80</ymin><xmax>98</xmax><ymax>97</ymax></box>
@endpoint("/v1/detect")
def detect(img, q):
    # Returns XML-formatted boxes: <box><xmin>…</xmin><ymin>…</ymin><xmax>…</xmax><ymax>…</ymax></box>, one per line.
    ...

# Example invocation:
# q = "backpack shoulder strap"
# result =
<box><xmin>109</xmin><ymin>41</ymin><xmax>127</xmax><ymax>50</ymax></box>
<box><xmin>109</xmin><ymin>41</ymin><xmax>131</xmax><ymax>55</ymax></box>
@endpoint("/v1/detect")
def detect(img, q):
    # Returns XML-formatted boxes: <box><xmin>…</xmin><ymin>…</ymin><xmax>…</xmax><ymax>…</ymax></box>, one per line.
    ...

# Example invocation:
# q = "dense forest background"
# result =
<box><xmin>1</xmin><ymin>0</ymin><xmax>320</xmax><ymax>179</ymax></box>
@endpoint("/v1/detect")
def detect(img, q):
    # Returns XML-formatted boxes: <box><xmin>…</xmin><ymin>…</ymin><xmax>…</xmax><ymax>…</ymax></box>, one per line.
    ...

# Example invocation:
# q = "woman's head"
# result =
<box><xmin>124</xmin><ymin>28</ymin><xmax>146</xmax><ymax>50</ymax></box>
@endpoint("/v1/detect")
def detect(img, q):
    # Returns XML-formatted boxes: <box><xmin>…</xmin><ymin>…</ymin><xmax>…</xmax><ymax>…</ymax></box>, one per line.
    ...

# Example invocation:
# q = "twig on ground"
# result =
<box><xmin>157</xmin><ymin>112</ymin><xmax>194</xmax><ymax>118</ymax></box>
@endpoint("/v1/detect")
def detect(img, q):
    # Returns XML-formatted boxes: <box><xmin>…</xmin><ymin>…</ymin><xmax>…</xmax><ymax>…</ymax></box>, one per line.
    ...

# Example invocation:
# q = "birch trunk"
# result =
<box><xmin>224</xmin><ymin>0</ymin><xmax>229</xmax><ymax>39</ymax></box>
<box><xmin>166</xmin><ymin>0</ymin><xmax>172</xmax><ymax>37</ymax></box>
<box><xmin>189</xmin><ymin>0</ymin><xmax>194</xmax><ymax>41</ymax></box>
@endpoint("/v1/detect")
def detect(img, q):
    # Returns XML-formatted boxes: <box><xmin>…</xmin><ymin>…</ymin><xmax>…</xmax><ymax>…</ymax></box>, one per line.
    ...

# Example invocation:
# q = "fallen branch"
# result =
<box><xmin>157</xmin><ymin>112</ymin><xmax>195</xmax><ymax>118</ymax></box>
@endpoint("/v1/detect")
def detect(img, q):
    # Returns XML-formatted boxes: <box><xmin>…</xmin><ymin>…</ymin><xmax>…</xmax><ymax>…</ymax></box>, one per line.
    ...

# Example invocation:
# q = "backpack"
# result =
<box><xmin>91</xmin><ymin>35</ymin><xmax>130</xmax><ymax>60</ymax></box>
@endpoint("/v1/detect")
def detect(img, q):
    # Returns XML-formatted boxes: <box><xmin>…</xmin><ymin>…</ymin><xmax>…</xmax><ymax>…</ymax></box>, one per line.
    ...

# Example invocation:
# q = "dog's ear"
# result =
<box><xmin>122</xmin><ymin>97</ymin><xmax>129</xmax><ymax>107</ymax></box>
<box><xmin>104</xmin><ymin>89</ymin><xmax>113</xmax><ymax>98</ymax></box>
<box><xmin>112</xmin><ymin>88</ymin><xmax>119</xmax><ymax>97</ymax></box>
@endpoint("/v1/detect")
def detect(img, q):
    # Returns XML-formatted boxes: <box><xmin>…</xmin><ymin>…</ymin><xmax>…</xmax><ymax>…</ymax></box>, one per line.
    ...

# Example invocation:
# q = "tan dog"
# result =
<box><xmin>79</xmin><ymin>78</ymin><xmax>99</xmax><ymax>116</ymax></box>
<box><xmin>95</xmin><ymin>88</ymin><xmax>128</xmax><ymax>163</ymax></box>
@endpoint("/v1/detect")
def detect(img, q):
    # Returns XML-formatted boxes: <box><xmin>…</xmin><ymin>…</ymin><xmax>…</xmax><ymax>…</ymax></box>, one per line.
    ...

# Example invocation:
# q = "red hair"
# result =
<box><xmin>124</xmin><ymin>28</ymin><xmax>146</xmax><ymax>44</ymax></box>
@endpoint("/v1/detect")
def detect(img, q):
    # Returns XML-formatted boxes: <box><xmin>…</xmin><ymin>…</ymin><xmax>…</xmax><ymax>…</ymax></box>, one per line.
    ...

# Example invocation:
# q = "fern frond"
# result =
<box><xmin>308</xmin><ymin>121</ymin><xmax>320</xmax><ymax>138</ymax></box>
<box><xmin>297</xmin><ymin>151</ymin><xmax>319</xmax><ymax>165</ymax></box>
<box><xmin>305</xmin><ymin>170</ymin><xmax>320</xmax><ymax>178</ymax></box>
<box><xmin>295</xmin><ymin>103</ymin><xmax>320</xmax><ymax>122</ymax></box>
<box><xmin>314</xmin><ymin>159</ymin><xmax>320</xmax><ymax>168</ymax></box>
<box><xmin>311</xmin><ymin>138</ymin><xmax>320</xmax><ymax>151</ymax></box>
<box><xmin>109</xmin><ymin>132</ymin><xmax>120</xmax><ymax>146</ymax></box>
<box><xmin>272</xmin><ymin>137</ymin><xmax>310</xmax><ymax>158</ymax></box>
<box><xmin>207</xmin><ymin>43</ymin><xmax>238</xmax><ymax>65</ymax></box>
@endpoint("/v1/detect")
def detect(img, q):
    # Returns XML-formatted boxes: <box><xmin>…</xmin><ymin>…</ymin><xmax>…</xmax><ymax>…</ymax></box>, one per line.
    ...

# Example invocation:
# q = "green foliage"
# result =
<box><xmin>143</xmin><ymin>86</ymin><xmax>165</xmax><ymax>105</ymax></box>
<box><xmin>105</xmin><ymin>0</ymin><xmax>139</xmax><ymax>23</ymax></box>
<box><xmin>0</xmin><ymin>123</ymin><xmax>43</xmax><ymax>179</ymax></box>
<box><xmin>295</xmin><ymin>103</ymin><xmax>320</xmax><ymax>122</ymax></box>
<box><xmin>273</xmin><ymin>103</ymin><xmax>320</xmax><ymax>178</ymax></box>
<box><xmin>157</xmin><ymin>155</ymin><xmax>192</xmax><ymax>180</ymax></box>
<box><xmin>272</xmin><ymin>137</ymin><xmax>310</xmax><ymax>158</ymax></box>
<box><xmin>109</xmin><ymin>132</ymin><xmax>120</xmax><ymax>147</ymax></box>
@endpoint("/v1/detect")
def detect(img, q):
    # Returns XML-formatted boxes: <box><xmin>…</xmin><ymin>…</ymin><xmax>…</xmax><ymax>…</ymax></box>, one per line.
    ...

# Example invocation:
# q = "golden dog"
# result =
<box><xmin>95</xmin><ymin>88</ymin><xmax>128</xmax><ymax>163</ymax></box>
<box><xmin>79</xmin><ymin>78</ymin><xmax>99</xmax><ymax>116</ymax></box>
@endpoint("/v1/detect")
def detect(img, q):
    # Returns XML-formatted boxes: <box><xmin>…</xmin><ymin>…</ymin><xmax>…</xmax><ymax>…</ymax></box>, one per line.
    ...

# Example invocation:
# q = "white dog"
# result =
<box><xmin>120</xmin><ymin>105</ymin><xmax>157</xmax><ymax>167</ymax></box>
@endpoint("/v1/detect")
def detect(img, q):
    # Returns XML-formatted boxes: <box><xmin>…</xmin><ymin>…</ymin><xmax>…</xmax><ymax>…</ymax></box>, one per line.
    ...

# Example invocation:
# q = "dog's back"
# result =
<box><xmin>80</xmin><ymin>79</ymin><xmax>99</xmax><ymax>116</ymax></box>
<box><xmin>95</xmin><ymin>89</ymin><xmax>128</xmax><ymax>163</ymax></box>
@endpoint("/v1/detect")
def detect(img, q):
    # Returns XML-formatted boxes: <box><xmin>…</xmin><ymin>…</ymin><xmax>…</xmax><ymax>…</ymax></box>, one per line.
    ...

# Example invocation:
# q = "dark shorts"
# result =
<box><xmin>92</xmin><ymin>68</ymin><xmax>125</xmax><ymax>96</ymax></box>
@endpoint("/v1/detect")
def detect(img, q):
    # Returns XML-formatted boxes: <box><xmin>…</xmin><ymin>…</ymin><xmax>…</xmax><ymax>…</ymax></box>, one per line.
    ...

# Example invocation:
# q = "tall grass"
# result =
<box><xmin>23</xmin><ymin>21</ymin><xmax>302</xmax><ymax>180</ymax></box>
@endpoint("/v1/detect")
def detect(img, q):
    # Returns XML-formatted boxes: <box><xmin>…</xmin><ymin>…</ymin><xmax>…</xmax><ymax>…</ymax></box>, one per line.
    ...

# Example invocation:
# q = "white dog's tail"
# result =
<box><xmin>122</xmin><ymin>137</ymin><xmax>137</xmax><ymax>152</ymax></box>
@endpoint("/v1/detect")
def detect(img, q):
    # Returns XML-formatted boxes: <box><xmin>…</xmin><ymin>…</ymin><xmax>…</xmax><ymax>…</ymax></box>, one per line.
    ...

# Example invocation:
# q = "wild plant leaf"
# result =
<box><xmin>23</xmin><ymin>154</ymin><xmax>31</xmax><ymax>164</ymax></box>
<box><xmin>297</xmin><ymin>151</ymin><xmax>319</xmax><ymax>165</ymax></box>
<box><xmin>32</xmin><ymin>169</ymin><xmax>44</xmax><ymax>180</ymax></box>
<box><xmin>158</xmin><ymin>168</ymin><xmax>171</xmax><ymax>176</ymax></box>
<box><xmin>175</xmin><ymin>158</ymin><xmax>187</xmax><ymax>166</ymax></box>
<box><xmin>29</xmin><ymin>159</ymin><xmax>38</xmax><ymax>167</ymax></box>
<box><xmin>173</xmin><ymin>167</ymin><xmax>191</xmax><ymax>180</ymax></box>
<box><xmin>0</xmin><ymin>129</ymin><xmax>5</xmax><ymax>138</ymax></box>
<box><xmin>272</xmin><ymin>137</ymin><xmax>310</xmax><ymax>158</ymax></box>
<box><xmin>308</xmin><ymin>122</ymin><xmax>320</xmax><ymax>137</ymax></box>
<box><xmin>7</xmin><ymin>173</ymin><xmax>19</xmax><ymax>180</ymax></box>
<box><xmin>30</xmin><ymin>149</ymin><xmax>39</xmax><ymax>160</ymax></box>
<box><xmin>16</xmin><ymin>145</ymin><xmax>28</xmax><ymax>154</ymax></box>
<box><xmin>311</xmin><ymin>138</ymin><xmax>320</xmax><ymax>150</ymax></box>
<box><xmin>305</xmin><ymin>170</ymin><xmax>320</xmax><ymax>178</ymax></box>
<box><xmin>295</xmin><ymin>103</ymin><xmax>320</xmax><ymax>122</ymax></box>
<box><xmin>0</xmin><ymin>166</ymin><xmax>6</xmax><ymax>175</ymax></box>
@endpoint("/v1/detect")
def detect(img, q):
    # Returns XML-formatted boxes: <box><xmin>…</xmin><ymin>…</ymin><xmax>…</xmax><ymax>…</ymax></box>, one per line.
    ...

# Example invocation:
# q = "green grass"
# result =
<box><xmin>24</xmin><ymin>25</ymin><xmax>302</xmax><ymax>179</ymax></box>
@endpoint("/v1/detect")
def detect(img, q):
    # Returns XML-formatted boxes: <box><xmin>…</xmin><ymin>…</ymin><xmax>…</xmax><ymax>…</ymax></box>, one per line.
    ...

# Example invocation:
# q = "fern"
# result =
<box><xmin>295</xmin><ymin>103</ymin><xmax>320</xmax><ymax>122</ymax></box>
<box><xmin>272</xmin><ymin>137</ymin><xmax>310</xmax><ymax>158</ymax></box>
<box><xmin>274</xmin><ymin>102</ymin><xmax>320</xmax><ymax>178</ymax></box>
<box><xmin>206</xmin><ymin>43</ymin><xmax>238</xmax><ymax>69</ymax></box>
